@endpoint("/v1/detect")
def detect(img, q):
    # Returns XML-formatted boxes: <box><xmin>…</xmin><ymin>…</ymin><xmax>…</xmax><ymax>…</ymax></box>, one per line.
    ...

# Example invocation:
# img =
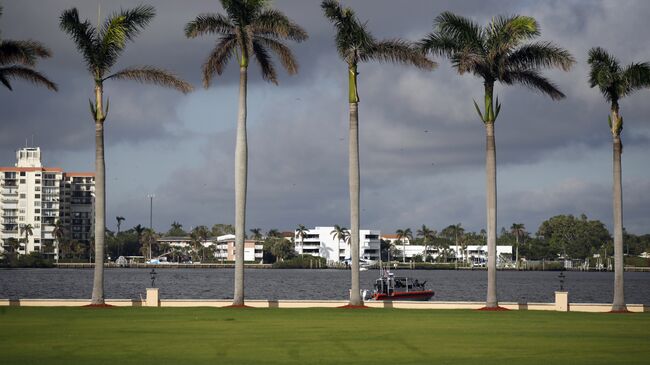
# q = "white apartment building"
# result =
<box><xmin>294</xmin><ymin>226</ymin><xmax>381</xmax><ymax>263</ymax></box>
<box><xmin>0</xmin><ymin>147</ymin><xmax>95</xmax><ymax>257</ymax></box>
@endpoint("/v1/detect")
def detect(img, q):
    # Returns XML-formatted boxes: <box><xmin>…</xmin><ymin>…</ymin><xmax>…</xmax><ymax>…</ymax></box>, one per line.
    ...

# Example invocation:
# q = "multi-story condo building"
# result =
<box><xmin>0</xmin><ymin>147</ymin><xmax>94</xmax><ymax>258</ymax></box>
<box><xmin>294</xmin><ymin>226</ymin><xmax>381</xmax><ymax>263</ymax></box>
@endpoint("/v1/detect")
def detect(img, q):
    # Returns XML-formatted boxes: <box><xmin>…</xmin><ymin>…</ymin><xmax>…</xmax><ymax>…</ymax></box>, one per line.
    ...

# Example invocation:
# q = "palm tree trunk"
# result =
<box><xmin>612</xmin><ymin>132</ymin><xmax>626</xmax><ymax>311</ymax></box>
<box><xmin>515</xmin><ymin>235</ymin><xmax>519</xmax><ymax>270</ymax></box>
<box><xmin>349</xmin><ymin>101</ymin><xmax>362</xmax><ymax>306</ymax></box>
<box><xmin>485</xmin><ymin>121</ymin><xmax>498</xmax><ymax>308</ymax></box>
<box><xmin>233</xmin><ymin>65</ymin><xmax>248</xmax><ymax>306</ymax></box>
<box><xmin>91</xmin><ymin>84</ymin><xmax>106</xmax><ymax>305</ymax></box>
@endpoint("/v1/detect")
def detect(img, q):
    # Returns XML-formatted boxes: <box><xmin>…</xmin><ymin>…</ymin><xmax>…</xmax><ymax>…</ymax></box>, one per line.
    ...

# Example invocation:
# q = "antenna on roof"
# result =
<box><xmin>31</xmin><ymin>134</ymin><xmax>34</xmax><ymax>147</ymax></box>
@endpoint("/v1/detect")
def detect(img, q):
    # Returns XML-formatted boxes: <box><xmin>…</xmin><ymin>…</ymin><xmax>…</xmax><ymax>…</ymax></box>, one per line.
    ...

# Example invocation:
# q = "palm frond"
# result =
<box><xmin>255</xmin><ymin>36</ymin><xmax>299</xmax><ymax>74</ymax></box>
<box><xmin>0</xmin><ymin>65</ymin><xmax>57</xmax><ymax>91</ymax></box>
<box><xmin>202</xmin><ymin>35</ymin><xmax>237</xmax><ymax>87</ymax></box>
<box><xmin>321</xmin><ymin>0</ymin><xmax>347</xmax><ymax>26</ymax></box>
<box><xmin>588</xmin><ymin>47</ymin><xmax>620</xmax><ymax>101</ymax></box>
<box><xmin>621</xmin><ymin>62</ymin><xmax>650</xmax><ymax>96</ymax></box>
<box><xmin>252</xmin><ymin>39</ymin><xmax>278</xmax><ymax>84</ymax></box>
<box><xmin>366</xmin><ymin>39</ymin><xmax>436</xmax><ymax>70</ymax></box>
<box><xmin>434</xmin><ymin>11</ymin><xmax>484</xmax><ymax>52</ymax></box>
<box><xmin>221</xmin><ymin>0</ymin><xmax>267</xmax><ymax>28</ymax></box>
<box><xmin>252</xmin><ymin>9</ymin><xmax>308</xmax><ymax>42</ymax></box>
<box><xmin>98</xmin><ymin>5</ymin><xmax>155</xmax><ymax>71</ymax></box>
<box><xmin>0</xmin><ymin>40</ymin><xmax>52</xmax><ymax>66</ymax></box>
<box><xmin>104</xmin><ymin>66</ymin><xmax>193</xmax><ymax>93</ymax></box>
<box><xmin>503</xmin><ymin>68</ymin><xmax>564</xmax><ymax>100</ymax></box>
<box><xmin>507</xmin><ymin>41</ymin><xmax>574</xmax><ymax>72</ymax></box>
<box><xmin>418</xmin><ymin>32</ymin><xmax>461</xmax><ymax>57</ymax></box>
<box><xmin>185</xmin><ymin>13</ymin><xmax>234</xmax><ymax>38</ymax></box>
<box><xmin>59</xmin><ymin>8</ymin><xmax>98</xmax><ymax>72</ymax></box>
<box><xmin>322</xmin><ymin>0</ymin><xmax>374</xmax><ymax>63</ymax></box>
<box><xmin>487</xmin><ymin>15</ymin><xmax>539</xmax><ymax>53</ymax></box>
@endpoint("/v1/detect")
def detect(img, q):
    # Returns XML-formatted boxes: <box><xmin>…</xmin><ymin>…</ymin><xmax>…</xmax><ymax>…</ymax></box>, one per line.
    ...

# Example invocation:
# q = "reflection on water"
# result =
<box><xmin>0</xmin><ymin>268</ymin><xmax>648</xmax><ymax>304</ymax></box>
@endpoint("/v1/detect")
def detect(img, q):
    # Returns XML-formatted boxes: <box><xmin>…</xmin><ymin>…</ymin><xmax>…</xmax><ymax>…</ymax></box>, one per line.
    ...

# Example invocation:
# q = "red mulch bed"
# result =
<box><xmin>83</xmin><ymin>303</ymin><xmax>114</xmax><ymax>308</ymax></box>
<box><xmin>477</xmin><ymin>306</ymin><xmax>510</xmax><ymax>311</ymax></box>
<box><xmin>338</xmin><ymin>304</ymin><xmax>370</xmax><ymax>309</ymax></box>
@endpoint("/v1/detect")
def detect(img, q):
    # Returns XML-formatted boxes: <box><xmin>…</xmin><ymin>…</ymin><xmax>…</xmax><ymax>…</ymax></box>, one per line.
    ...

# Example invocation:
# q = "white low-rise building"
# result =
<box><xmin>157</xmin><ymin>234</ymin><xmax>262</xmax><ymax>262</ymax></box>
<box><xmin>295</xmin><ymin>226</ymin><xmax>380</xmax><ymax>263</ymax></box>
<box><xmin>395</xmin><ymin>244</ymin><xmax>512</xmax><ymax>264</ymax></box>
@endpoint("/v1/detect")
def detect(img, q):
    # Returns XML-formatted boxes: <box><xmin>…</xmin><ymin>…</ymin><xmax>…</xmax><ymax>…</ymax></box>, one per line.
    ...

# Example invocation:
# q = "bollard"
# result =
<box><xmin>146</xmin><ymin>288</ymin><xmax>160</xmax><ymax>307</ymax></box>
<box><xmin>555</xmin><ymin>291</ymin><xmax>569</xmax><ymax>312</ymax></box>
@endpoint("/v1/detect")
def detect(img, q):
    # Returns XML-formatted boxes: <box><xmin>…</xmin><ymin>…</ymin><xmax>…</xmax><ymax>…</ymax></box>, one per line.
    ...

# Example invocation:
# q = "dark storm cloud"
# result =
<box><xmin>2</xmin><ymin>1</ymin><xmax>650</xmax><ymax>233</ymax></box>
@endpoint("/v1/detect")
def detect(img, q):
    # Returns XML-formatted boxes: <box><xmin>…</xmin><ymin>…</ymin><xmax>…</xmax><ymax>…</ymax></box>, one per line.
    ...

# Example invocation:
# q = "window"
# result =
<box><xmin>34</xmin><ymin>216</ymin><xmax>40</xmax><ymax>222</ymax></box>
<box><xmin>19</xmin><ymin>179</ymin><xmax>26</xmax><ymax>183</ymax></box>
<box><xmin>35</xmin><ymin>209</ymin><xmax>40</xmax><ymax>214</ymax></box>
<box><xmin>35</xmin><ymin>194</ymin><xmax>40</xmax><ymax>199</ymax></box>
<box><xmin>35</xmin><ymin>179</ymin><xmax>41</xmax><ymax>184</ymax></box>
<box><xmin>35</xmin><ymin>187</ymin><xmax>41</xmax><ymax>192</ymax></box>
<box><xmin>36</xmin><ymin>173</ymin><xmax>41</xmax><ymax>177</ymax></box>
<box><xmin>20</xmin><ymin>172</ymin><xmax>25</xmax><ymax>176</ymax></box>
<box><xmin>34</xmin><ymin>239</ymin><xmax>40</xmax><ymax>243</ymax></box>
<box><xmin>19</xmin><ymin>194</ymin><xmax>26</xmax><ymax>198</ymax></box>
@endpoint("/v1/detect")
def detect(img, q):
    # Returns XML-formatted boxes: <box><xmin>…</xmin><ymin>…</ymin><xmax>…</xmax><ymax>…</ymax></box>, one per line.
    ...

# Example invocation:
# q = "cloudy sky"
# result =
<box><xmin>1</xmin><ymin>0</ymin><xmax>649</xmax><ymax>235</ymax></box>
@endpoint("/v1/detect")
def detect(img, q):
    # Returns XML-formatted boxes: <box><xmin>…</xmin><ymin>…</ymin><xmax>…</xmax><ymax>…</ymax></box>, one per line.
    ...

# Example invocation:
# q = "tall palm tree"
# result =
<box><xmin>249</xmin><ymin>228</ymin><xmax>263</xmax><ymax>241</ymax></box>
<box><xmin>52</xmin><ymin>219</ymin><xmax>66</xmax><ymax>264</ymax></box>
<box><xmin>0</xmin><ymin>6</ymin><xmax>57</xmax><ymax>91</ymax></box>
<box><xmin>421</xmin><ymin>12</ymin><xmax>574</xmax><ymax>308</ymax></box>
<box><xmin>395</xmin><ymin>228</ymin><xmax>413</xmax><ymax>263</ymax></box>
<box><xmin>185</xmin><ymin>0</ymin><xmax>307</xmax><ymax>307</ymax></box>
<box><xmin>296</xmin><ymin>224</ymin><xmax>308</xmax><ymax>253</ymax></box>
<box><xmin>322</xmin><ymin>0</ymin><xmax>434</xmax><ymax>306</ymax></box>
<box><xmin>116</xmin><ymin>216</ymin><xmax>125</xmax><ymax>234</ymax></box>
<box><xmin>60</xmin><ymin>5</ymin><xmax>192</xmax><ymax>305</ymax></box>
<box><xmin>330</xmin><ymin>224</ymin><xmax>349</xmax><ymax>262</ymax></box>
<box><xmin>417</xmin><ymin>225</ymin><xmax>436</xmax><ymax>262</ymax></box>
<box><xmin>510</xmin><ymin>223</ymin><xmax>526</xmax><ymax>270</ymax></box>
<box><xmin>20</xmin><ymin>223</ymin><xmax>33</xmax><ymax>254</ymax></box>
<box><xmin>588</xmin><ymin>47</ymin><xmax>650</xmax><ymax>312</ymax></box>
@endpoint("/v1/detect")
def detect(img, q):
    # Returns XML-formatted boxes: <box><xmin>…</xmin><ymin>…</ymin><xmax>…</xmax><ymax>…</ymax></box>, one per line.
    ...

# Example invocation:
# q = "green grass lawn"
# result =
<box><xmin>1</xmin><ymin>307</ymin><xmax>648</xmax><ymax>365</ymax></box>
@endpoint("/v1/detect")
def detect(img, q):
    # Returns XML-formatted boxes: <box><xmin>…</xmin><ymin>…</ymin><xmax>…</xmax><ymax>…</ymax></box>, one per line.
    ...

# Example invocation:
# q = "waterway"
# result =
<box><xmin>0</xmin><ymin>268</ymin><xmax>648</xmax><ymax>303</ymax></box>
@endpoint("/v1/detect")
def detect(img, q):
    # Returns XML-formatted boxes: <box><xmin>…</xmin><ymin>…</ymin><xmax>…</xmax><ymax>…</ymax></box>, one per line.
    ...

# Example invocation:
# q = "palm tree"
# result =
<box><xmin>60</xmin><ymin>5</ymin><xmax>192</xmax><ymax>305</ymax></box>
<box><xmin>330</xmin><ymin>224</ymin><xmax>350</xmax><ymax>262</ymax></box>
<box><xmin>510</xmin><ymin>223</ymin><xmax>526</xmax><ymax>270</ymax></box>
<box><xmin>395</xmin><ymin>228</ymin><xmax>413</xmax><ymax>263</ymax></box>
<box><xmin>191</xmin><ymin>226</ymin><xmax>210</xmax><ymax>262</ymax></box>
<box><xmin>249</xmin><ymin>228</ymin><xmax>263</xmax><ymax>241</ymax></box>
<box><xmin>20</xmin><ymin>223</ymin><xmax>33</xmax><ymax>254</ymax></box>
<box><xmin>52</xmin><ymin>219</ymin><xmax>66</xmax><ymax>264</ymax></box>
<box><xmin>140</xmin><ymin>228</ymin><xmax>158</xmax><ymax>261</ymax></box>
<box><xmin>421</xmin><ymin>12</ymin><xmax>574</xmax><ymax>308</ymax></box>
<box><xmin>116</xmin><ymin>216</ymin><xmax>125</xmax><ymax>234</ymax></box>
<box><xmin>296</xmin><ymin>224</ymin><xmax>308</xmax><ymax>253</ymax></box>
<box><xmin>417</xmin><ymin>225</ymin><xmax>436</xmax><ymax>262</ymax></box>
<box><xmin>0</xmin><ymin>6</ymin><xmax>57</xmax><ymax>91</ymax></box>
<box><xmin>267</xmin><ymin>229</ymin><xmax>281</xmax><ymax>238</ymax></box>
<box><xmin>115</xmin><ymin>216</ymin><xmax>125</xmax><ymax>256</ymax></box>
<box><xmin>186</xmin><ymin>0</ymin><xmax>307</xmax><ymax>307</ymax></box>
<box><xmin>588</xmin><ymin>47</ymin><xmax>650</xmax><ymax>312</ymax></box>
<box><xmin>322</xmin><ymin>0</ymin><xmax>434</xmax><ymax>306</ymax></box>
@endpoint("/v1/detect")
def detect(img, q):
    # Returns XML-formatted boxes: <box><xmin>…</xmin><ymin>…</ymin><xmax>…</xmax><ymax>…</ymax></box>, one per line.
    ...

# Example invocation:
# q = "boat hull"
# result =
<box><xmin>372</xmin><ymin>290</ymin><xmax>434</xmax><ymax>301</ymax></box>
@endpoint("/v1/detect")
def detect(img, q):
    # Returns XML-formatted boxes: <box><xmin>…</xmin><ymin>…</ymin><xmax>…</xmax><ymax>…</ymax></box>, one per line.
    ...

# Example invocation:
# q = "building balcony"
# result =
<box><xmin>1</xmin><ymin>190</ymin><xmax>18</xmax><ymax>196</ymax></box>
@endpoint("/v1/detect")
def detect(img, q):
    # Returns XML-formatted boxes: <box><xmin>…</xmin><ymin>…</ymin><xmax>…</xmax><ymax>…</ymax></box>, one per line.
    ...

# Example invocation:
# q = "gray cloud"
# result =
<box><xmin>1</xmin><ymin>0</ymin><xmax>650</xmax><ymax>235</ymax></box>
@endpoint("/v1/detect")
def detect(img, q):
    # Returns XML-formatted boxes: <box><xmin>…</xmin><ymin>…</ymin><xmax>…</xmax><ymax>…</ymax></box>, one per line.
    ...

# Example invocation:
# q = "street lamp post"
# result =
<box><xmin>147</xmin><ymin>194</ymin><xmax>155</xmax><ymax>230</ymax></box>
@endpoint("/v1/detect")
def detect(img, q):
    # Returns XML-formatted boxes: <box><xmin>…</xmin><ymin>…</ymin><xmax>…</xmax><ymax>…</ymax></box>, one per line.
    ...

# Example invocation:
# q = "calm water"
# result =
<box><xmin>0</xmin><ymin>268</ymin><xmax>649</xmax><ymax>304</ymax></box>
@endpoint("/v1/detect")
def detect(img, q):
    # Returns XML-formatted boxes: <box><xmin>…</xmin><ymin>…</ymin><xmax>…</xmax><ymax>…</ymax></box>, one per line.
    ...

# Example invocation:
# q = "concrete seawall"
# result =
<box><xmin>1</xmin><ymin>296</ymin><xmax>646</xmax><ymax>313</ymax></box>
